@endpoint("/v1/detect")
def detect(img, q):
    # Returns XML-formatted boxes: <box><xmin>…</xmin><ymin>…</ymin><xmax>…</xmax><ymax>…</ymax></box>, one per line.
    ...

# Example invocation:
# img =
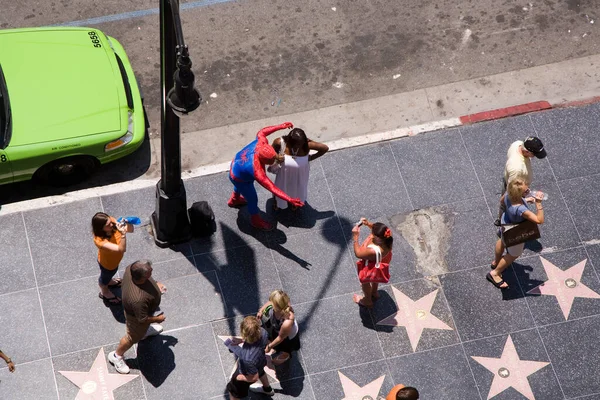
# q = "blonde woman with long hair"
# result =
<box><xmin>250</xmin><ymin>290</ymin><xmax>301</xmax><ymax>395</ymax></box>
<box><xmin>487</xmin><ymin>178</ymin><xmax>545</xmax><ymax>290</ymax></box>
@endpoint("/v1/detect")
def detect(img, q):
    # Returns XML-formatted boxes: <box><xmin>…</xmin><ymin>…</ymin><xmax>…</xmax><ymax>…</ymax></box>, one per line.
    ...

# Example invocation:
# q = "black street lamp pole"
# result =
<box><xmin>151</xmin><ymin>0</ymin><xmax>201</xmax><ymax>248</ymax></box>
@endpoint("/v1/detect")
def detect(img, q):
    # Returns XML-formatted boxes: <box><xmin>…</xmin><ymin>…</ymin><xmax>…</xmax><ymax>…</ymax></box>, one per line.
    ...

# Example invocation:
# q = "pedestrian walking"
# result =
<box><xmin>227</xmin><ymin>122</ymin><xmax>304</xmax><ymax>231</ymax></box>
<box><xmin>0</xmin><ymin>349</ymin><xmax>15</xmax><ymax>372</ymax></box>
<box><xmin>352</xmin><ymin>218</ymin><xmax>393</xmax><ymax>308</ymax></box>
<box><xmin>92</xmin><ymin>212</ymin><xmax>133</xmax><ymax>305</ymax></box>
<box><xmin>495</xmin><ymin>136</ymin><xmax>546</xmax><ymax>226</ymax></box>
<box><xmin>108</xmin><ymin>260</ymin><xmax>167</xmax><ymax>374</ymax></box>
<box><xmin>488</xmin><ymin>178</ymin><xmax>545</xmax><ymax>290</ymax></box>
<box><xmin>387</xmin><ymin>385</ymin><xmax>420</xmax><ymax>400</ymax></box>
<box><xmin>269</xmin><ymin>128</ymin><xmax>328</xmax><ymax>211</ymax></box>
<box><xmin>224</xmin><ymin>316</ymin><xmax>270</xmax><ymax>400</ymax></box>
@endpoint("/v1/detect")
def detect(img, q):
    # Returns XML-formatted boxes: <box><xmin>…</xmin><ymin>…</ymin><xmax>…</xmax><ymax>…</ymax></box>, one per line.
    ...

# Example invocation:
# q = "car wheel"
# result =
<box><xmin>34</xmin><ymin>156</ymin><xmax>98</xmax><ymax>186</ymax></box>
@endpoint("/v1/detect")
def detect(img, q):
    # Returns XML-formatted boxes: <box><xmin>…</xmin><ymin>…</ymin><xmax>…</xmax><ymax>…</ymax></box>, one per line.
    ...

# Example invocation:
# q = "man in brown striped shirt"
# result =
<box><xmin>108</xmin><ymin>260</ymin><xmax>167</xmax><ymax>374</ymax></box>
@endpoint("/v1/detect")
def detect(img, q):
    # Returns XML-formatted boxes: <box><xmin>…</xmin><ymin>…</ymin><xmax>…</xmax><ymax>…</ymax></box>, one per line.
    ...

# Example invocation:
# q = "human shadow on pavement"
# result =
<box><xmin>361</xmin><ymin>290</ymin><xmax>394</xmax><ymax>333</ymax></box>
<box><xmin>265</xmin><ymin>198</ymin><xmax>335</xmax><ymax>230</ymax></box>
<box><xmin>236</xmin><ymin>214</ymin><xmax>312</xmax><ymax>270</ymax></box>
<box><xmin>510</xmin><ymin>261</ymin><xmax>546</xmax><ymax>296</ymax></box>
<box><xmin>525</xmin><ymin>239</ymin><xmax>543</xmax><ymax>253</ymax></box>
<box><xmin>135</xmin><ymin>335</ymin><xmax>178</xmax><ymax>388</ymax></box>
<box><xmin>297</xmin><ymin>216</ymin><xmax>353</xmax><ymax>332</ymax></box>
<box><xmin>192</xmin><ymin>223</ymin><xmax>263</xmax><ymax>338</ymax></box>
<box><xmin>495</xmin><ymin>264</ymin><xmax>540</xmax><ymax>301</ymax></box>
<box><xmin>101</xmin><ymin>287</ymin><xmax>126</xmax><ymax>323</ymax></box>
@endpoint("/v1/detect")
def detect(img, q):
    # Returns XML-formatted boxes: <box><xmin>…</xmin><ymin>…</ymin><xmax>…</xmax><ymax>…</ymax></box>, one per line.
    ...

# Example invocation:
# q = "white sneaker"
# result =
<box><xmin>108</xmin><ymin>351</ymin><xmax>130</xmax><ymax>374</ymax></box>
<box><xmin>142</xmin><ymin>323</ymin><xmax>163</xmax><ymax>340</ymax></box>
<box><xmin>249</xmin><ymin>382</ymin><xmax>274</xmax><ymax>396</ymax></box>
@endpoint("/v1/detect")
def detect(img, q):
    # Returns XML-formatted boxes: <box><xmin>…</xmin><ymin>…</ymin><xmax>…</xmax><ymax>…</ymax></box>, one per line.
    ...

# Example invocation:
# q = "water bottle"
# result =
<box><xmin>529</xmin><ymin>190</ymin><xmax>548</xmax><ymax>201</ymax></box>
<box><xmin>117</xmin><ymin>216</ymin><xmax>142</xmax><ymax>225</ymax></box>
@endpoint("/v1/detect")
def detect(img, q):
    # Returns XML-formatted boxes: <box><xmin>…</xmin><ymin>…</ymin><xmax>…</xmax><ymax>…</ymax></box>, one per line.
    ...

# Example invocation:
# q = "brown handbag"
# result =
<box><xmin>501</xmin><ymin>220</ymin><xmax>540</xmax><ymax>247</ymax></box>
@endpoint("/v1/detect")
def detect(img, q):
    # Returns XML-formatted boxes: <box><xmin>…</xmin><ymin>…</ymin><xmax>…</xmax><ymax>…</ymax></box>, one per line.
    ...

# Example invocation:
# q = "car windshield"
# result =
<box><xmin>0</xmin><ymin>63</ymin><xmax>11</xmax><ymax>149</ymax></box>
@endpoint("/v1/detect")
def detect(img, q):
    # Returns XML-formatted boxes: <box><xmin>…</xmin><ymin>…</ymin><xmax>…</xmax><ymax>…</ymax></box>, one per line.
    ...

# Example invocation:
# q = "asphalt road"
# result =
<box><xmin>0</xmin><ymin>0</ymin><xmax>599</xmax><ymax>203</ymax></box>
<box><xmin>2</xmin><ymin>0</ymin><xmax>599</xmax><ymax>136</ymax></box>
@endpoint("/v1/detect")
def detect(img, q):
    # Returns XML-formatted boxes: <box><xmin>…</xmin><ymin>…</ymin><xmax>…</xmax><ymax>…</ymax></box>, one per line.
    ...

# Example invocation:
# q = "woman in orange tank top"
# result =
<box><xmin>91</xmin><ymin>212</ymin><xmax>132</xmax><ymax>305</ymax></box>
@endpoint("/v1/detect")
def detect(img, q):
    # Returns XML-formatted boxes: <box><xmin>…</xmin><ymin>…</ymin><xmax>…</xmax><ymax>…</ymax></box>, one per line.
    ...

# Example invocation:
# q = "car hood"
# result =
<box><xmin>0</xmin><ymin>28</ymin><xmax>123</xmax><ymax>147</ymax></box>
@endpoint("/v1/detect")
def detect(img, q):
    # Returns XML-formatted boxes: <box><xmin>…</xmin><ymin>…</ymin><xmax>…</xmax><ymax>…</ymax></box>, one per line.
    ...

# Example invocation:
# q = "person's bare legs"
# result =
<box><xmin>258</xmin><ymin>373</ymin><xmax>270</xmax><ymax>387</ymax></box>
<box><xmin>489</xmin><ymin>241</ymin><xmax>517</xmax><ymax>289</ymax></box>
<box><xmin>371</xmin><ymin>283</ymin><xmax>380</xmax><ymax>300</ymax></box>
<box><xmin>99</xmin><ymin>282</ymin><xmax>120</xmax><ymax>301</ymax></box>
<box><xmin>115</xmin><ymin>335</ymin><xmax>135</xmax><ymax>358</ymax></box>
<box><xmin>354</xmin><ymin>283</ymin><xmax>374</xmax><ymax>307</ymax></box>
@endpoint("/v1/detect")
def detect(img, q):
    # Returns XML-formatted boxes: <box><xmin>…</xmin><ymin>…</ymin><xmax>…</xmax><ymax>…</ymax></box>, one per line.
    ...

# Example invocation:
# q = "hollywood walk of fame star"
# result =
<box><xmin>527</xmin><ymin>257</ymin><xmax>600</xmax><ymax>320</ymax></box>
<box><xmin>338</xmin><ymin>371</ymin><xmax>385</xmax><ymax>400</ymax></box>
<box><xmin>471</xmin><ymin>335</ymin><xmax>549</xmax><ymax>400</ymax></box>
<box><xmin>376</xmin><ymin>287</ymin><xmax>453</xmax><ymax>351</ymax></box>
<box><xmin>58</xmin><ymin>348</ymin><xmax>138</xmax><ymax>400</ymax></box>
<box><xmin>218</xmin><ymin>335</ymin><xmax>279</xmax><ymax>382</ymax></box>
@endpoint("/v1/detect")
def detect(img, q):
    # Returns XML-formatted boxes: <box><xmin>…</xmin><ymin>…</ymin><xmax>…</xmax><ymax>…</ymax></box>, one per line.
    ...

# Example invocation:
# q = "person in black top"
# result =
<box><xmin>224</xmin><ymin>316</ymin><xmax>270</xmax><ymax>399</ymax></box>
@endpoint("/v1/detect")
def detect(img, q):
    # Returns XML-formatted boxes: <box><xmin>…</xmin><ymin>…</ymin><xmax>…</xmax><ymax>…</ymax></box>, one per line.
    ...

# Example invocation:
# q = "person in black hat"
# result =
<box><xmin>494</xmin><ymin>136</ymin><xmax>546</xmax><ymax>226</ymax></box>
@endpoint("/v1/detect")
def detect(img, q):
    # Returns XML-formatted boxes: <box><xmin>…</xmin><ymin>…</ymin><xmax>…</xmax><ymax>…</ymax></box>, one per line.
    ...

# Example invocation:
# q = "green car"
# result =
<box><xmin>0</xmin><ymin>27</ymin><xmax>146</xmax><ymax>186</ymax></box>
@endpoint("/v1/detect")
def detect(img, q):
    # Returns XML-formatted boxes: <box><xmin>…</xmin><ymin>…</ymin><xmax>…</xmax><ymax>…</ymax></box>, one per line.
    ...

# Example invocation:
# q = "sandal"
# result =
<box><xmin>490</xmin><ymin>263</ymin><xmax>497</xmax><ymax>270</ymax></box>
<box><xmin>353</xmin><ymin>294</ymin><xmax>373</xmax><ymax>308</ymax></box>
<box><xmin>108</xmin><ymin>278</ymin><xmax>122</xmax><ymax>287</ymax></box>
<box><xmin>486</xmin><ymin>272</ymin><xmax>508</xmax><ymax>290</ymax></box>
<box><xmin>99</xmin><ymin>293</ymin><xmax>122</xmax><ymax>304</ymax></box>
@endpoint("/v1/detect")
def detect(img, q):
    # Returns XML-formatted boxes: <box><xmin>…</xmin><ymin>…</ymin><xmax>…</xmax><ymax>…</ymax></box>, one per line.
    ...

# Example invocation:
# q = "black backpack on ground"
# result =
<box><xmin>188</xmin><ymin>201</ymin><xmax>216</xmax><ymax>237</ymax></box>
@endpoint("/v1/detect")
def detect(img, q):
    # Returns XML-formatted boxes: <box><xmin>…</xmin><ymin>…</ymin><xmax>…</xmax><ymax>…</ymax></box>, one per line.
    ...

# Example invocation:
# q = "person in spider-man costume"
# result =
<box><xmin>228</xmin><ymin>122</ymin><xmax>304</xmax><ymax>230</ymax></box>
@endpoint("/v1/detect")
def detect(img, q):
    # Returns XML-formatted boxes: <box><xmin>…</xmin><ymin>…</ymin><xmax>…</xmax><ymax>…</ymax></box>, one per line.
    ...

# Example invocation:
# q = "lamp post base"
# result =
<box><xmin>151</xmin><ymin>180</ymin><xmax>191</xmax><ymax>248</ymax></box>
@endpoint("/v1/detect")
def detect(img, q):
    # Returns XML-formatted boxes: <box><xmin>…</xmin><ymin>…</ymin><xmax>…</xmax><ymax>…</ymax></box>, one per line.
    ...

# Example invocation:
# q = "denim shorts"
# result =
<box><xmin>98</xmin><ymin>262</ymin><xmax>118</xmax><ymax>285</ymax></box>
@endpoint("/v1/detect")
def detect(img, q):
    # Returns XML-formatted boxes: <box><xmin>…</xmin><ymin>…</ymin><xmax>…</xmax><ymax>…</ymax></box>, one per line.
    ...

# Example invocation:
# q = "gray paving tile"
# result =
<box><xmin>0</xmin><ymin>289</ymin><xmax>49</xmax><ymax>363</ymax></box>
<box><xmin>440</xmin><ymin>197</ymin><xmax>497</xmax><ymax>273</ymax></box>
<box><xmin>513</xmin><ymin>248</ymin><xmax>600</xmax><ymax>326</ymax></box>
<box><xmin>559</xmin><ymin>174</ymin><xmax>600</xmax><ymax>243</ymax></box>
<box><xmin>101</xmin><ymin>186</ymin><xmax>156</xmax><ymax>226</ymax></box>
<box><xmin>158</xmin><ymin>270</ymin><xmax>226</xmax><ymax>329</ymax></box>
<box><xmin>39</xmin><ymin>276</ymin><xmax>125</xmax><ymax>356</ymax></box>
<box><xmin>146</xmin><ymin>256</ymin><xmax>199</xmax><ymax>282</ymax></box>
<box><xmin>270</xmin><ymin>228</ymin><xmax>358</xmax><ymax>304</ymax></box>
<box><xmin>319</xmin><ymin>142</ymin><xmax>413</xmax><ymax>220</ymax></box>
<box><xmin>530</xmin><ymin>103</ymin><xmax>600</xmax><ymax>180</ymax></box>
<box><xmin>0</xmin><ymin>358</ymin><xmax>58</xmax><ymax>400</ymax></box>
<box><xmin>464</xmin><ymin>329</ymin><xmax>559</xmax><ymax>400</ymax></box>
<box><xmin>293</xmin><ymin>295</ymin><xmax>384</xmax><ymax>374</ymax></box>
<box><xmin>439</xmin><ymin>266</ymin><xmax>535</xmax><ymax>341</ymax></box>
<box><xmin>539</xmin><ymin>315</ymin><xmax>600</xmax><ymax>398</ymax></box>
<box><xmin>185</xmin><ymin>172</ymin><xmax>271</xmax><ymax>255</ymax></box>
<box><xmin>193</xmin><ymin>243</ymin><xmax>282</xmax><ymax>317</ymax></box>
<box><xmin>0</xmin><ymin>212</ymin><xmax>36</xmax><ymax>295</ymax></box>
<box><xmin>23</xmin><ymin>198</ymin><xmax>102</xmax><ymax>286</ymax></box>
<box><xmin>139</xmin><ymin>324</ymin><xmax>225</xmax><ymax>399</ymax></box>
<box><xmin>389</xmin><ymin>128</ymin><xmax>482</xmax><ymax>209</ymax></box>
<box><xmin>309</xmin><ymin>360</ymin><xmax>395</xmax><ymax>400</ymax></box>
<box><xmin>211</xmin><ymin>315</ymin><xmax>308</xmax><ymax>388</ymax></box>
<box><xmin>386</xmin><ymin>344</ymin><xmax>480</xmax><ymax>400</ymax></box>
<box><xmin>586</xmin><ymin>243</ymin><xmax>600</xmax><ymax>277</ymax></box>
<box><xmin>460</xmin><ymin>115</ymin><xmax>555</xmax><ymax>197</ymax></box>
<box><xmin>53</xmin><ymin>345</ymin><xmax>144</xmax><ymax>400</ymax></box>
<box><xmin>370</xmin><ymin>280</ymin><xmax>459</xmax><ymax>357</ymax></box>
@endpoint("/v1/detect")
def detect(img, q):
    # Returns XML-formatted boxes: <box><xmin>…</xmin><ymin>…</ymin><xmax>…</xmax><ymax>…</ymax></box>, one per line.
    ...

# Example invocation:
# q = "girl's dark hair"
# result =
<box><xmin>371</xmin><ymin>222</ymin><xmax>393</xmax><ymax>250</ymax></box>
<box><xmin>92</xmin><ymin>212</ymin><xmax>112</xmax><ymax>238</ymax></box>
<box><xmin>285</xmin><ymin>128</ymin><xmax>309</xmax><ymax>154</ymax></box>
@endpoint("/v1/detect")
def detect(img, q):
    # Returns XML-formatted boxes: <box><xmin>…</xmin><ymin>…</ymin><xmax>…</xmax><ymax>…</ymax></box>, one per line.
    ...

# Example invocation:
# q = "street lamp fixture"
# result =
<box><xmin>151</xmin><ymin>0</ymin><xmax>201</xmax><ymax>247</ymax></box>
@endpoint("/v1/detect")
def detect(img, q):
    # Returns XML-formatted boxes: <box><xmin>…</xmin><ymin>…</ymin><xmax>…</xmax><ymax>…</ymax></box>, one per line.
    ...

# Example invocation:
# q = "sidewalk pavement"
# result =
<box><xmin>1</xmin><ymin>101</ymin><xmax>600</xmax><ymax>400</ymax></box>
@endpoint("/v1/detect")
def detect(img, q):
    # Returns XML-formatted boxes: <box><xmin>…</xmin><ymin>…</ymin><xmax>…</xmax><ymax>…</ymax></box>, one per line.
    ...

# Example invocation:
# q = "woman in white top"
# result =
<box><xmin>270</xmin><ymin>128</ymin><xmax>328</xmax><ymax>210</ymax></box>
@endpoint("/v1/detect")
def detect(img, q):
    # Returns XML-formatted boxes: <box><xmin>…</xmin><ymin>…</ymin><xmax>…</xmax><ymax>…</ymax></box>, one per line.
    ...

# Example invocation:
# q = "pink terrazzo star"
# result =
<box><xmin>527</xmin><ymin>257</ymin><xmax>600</xmax><ymax>319</ymax></box>
<box><xmin>218</xmin><ymin>335</ymin><xmax>279</xmax><ymax>382</ymax></box>
<box><xmin>376</xmin><ymin>287</ymin><xmax>453</xmax><ymax>351</ymax></box>
<box><xmin>471</xmin><ymin>335</ymin><xmax>549</xmax><ymax>400</ymax></box>
<box><xmin>58</xmin><ymin>348</ymin><xmax>138</xmax><ymax>400</ymax></box>
<box><xmin>338</xmin><ymin>371</ymin><xmax>385</xmax><ymax>400</ymax></box>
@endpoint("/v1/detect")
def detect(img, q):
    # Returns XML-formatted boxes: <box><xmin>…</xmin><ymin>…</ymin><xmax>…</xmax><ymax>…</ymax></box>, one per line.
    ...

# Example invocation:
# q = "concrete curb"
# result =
<box><xmin>1</xmin><ymin>96</ymin><xmax>599</xmax><ymax>216</ymax></box>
